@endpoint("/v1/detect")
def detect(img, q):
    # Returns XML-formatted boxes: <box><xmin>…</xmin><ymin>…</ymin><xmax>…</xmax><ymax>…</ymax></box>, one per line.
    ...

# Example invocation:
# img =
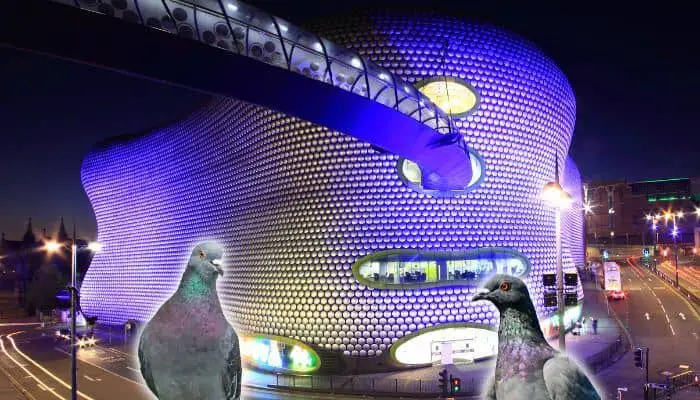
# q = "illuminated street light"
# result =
<box><xmin>87</xmin><ymin>242</ymin><xmax>103</xmax><ymax>252</ymax></box>
<box><xmin>540</xmin><ymin>155</ymin><xmax>571</xmax><ymax>351</ymax></box>
<box><xmin>41</xmin><ymin>239</ymin><xmax>101</xmax><ymax>400</ymax></box>
<box><xmin>645</xmin><ymin>214</ymin><xmax>652</xmax><ymax>221</ymax></box>
<box><xmin>608</xmin><ymin>208</ymin><xmax>615</xmax><ymax>214</ymax></box>
<box><xmin>541</xmin><ymin>181</ymin><xmax>573</xmax><ymax>210</ymax></box>
<box><xmin>43</xmin><ymin>240</ymin><xmax>62</xmax><ymax>253</ymax></box>
<box><xmin>676</xmin><ymin>211</ymin><xmax>683</xmax><ymax>219</ymax></box>
<box><xmin>583</xmin><ymin>202</ymin><xmax>593</xmax><ymax>214</ymax></box>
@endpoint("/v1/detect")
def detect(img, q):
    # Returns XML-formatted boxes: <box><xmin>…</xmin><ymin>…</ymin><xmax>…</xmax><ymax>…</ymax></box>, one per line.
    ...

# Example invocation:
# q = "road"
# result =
<box><xmin>2</xmin><ymin>323</ymin><xmax>465</xmax><ymax>399</ymax></box>
<box><xmin>596</xmin><ymin>258</ymin><xmax>700</xmax><ymax>399</ymax></box>
<box><xmin>657</xmin><ymin>258</ymin><xmax>700</xmax><ymax>299</ymax></box>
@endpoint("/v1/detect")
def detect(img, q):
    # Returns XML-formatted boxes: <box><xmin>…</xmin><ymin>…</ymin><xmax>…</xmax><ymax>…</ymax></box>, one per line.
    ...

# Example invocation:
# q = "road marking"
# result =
<box><xmin>693</xmin><ymin>332</ymin><xmax>698</xmax><ymax>339</ymax></box>
<box><xmin>55</xmin><ymin>345</ymin><xmax>145</xmax><ymax>387</ymax></box>
<box><xmin>645</xmin><ymin>313</ymin><xmax>650</xmax><ymax>320</ymax></box>
<box><xmin>670</xmin><ymin>324</ymin><xmax>676</xmax><ymax>336</ymax></box>
<box><xmin>6</xmin><ymin>333</ymin><xmax>96</xmax><ymax>400</ymax></box>
<box><xmin>648</xmin><ymin>278</ymin><xmax>652</xmax><ymax>281</ymax></box>
<box><xmin>665</xmin><ymin>314</ymin><xmax>671</xmax><ymax>323</ymax></box>
<box><xmin>653</xmin><ymin>287</ymin><xmax>665</xmax><ymax>290</ymax></box>
<box><xmin>126</xmin><ymin>366</ymin><xmax>140</xmax><ymax>373</ymax></box>
<box><xmin>0</xmin><ymin>323</ymin><xmax>43</xmax><ymax>327</ymax></box>
<box><xmin>83</xmin><ymin>375</ymin><xmax>101</xmax><ymax>382</ymax></box>
<box><xmin>679</xmin><ymin>313</ymin><xmax>686</xmax><ymax>320</ymax></box>
<box><xmin>0</xmin><ymin>334</ymin><xmax>65</xmax><ymax>400</ymax></box>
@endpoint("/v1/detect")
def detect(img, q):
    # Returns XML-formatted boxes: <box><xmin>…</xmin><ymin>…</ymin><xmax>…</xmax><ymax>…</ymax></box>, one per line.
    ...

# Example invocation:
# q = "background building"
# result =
<box><xmin>0</xmin><ymin>217</ymin><xmax>92</xmax><ymax>311</ymax></box>
<box><xmin>74</xmin><ymin>2</ymin><xmax>583</xmax><ymax>374</ymax></box>
<box><xmin>585</xmin><ymin>177</ymin><xmax>699</xmax><ymax>247</ymax></box>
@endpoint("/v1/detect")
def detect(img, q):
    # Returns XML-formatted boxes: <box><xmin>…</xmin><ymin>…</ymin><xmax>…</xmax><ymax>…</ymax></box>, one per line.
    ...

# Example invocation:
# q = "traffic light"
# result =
<box><xmin>634</xmin><ymin>348</ymin><xmax>643</xmax><ymax>368</ymax></box>
<box><xmin>450</xmin><ymin>375</ymin><xmax>461</xmax><ymax>394</ymax></box>
<box><xmin>643</xmin><ymin>248</ymin><xmax>650</xmax><ymax>258</ymax></box>
<box><xmin>438</xmin><ymin>369</ymin><xmax>448</xmax><ymax>395</ymax></box>
<box><xmin>603</xmin><ymin>250</ymin><xmax>609</xmax><ymax>260</ymax></box>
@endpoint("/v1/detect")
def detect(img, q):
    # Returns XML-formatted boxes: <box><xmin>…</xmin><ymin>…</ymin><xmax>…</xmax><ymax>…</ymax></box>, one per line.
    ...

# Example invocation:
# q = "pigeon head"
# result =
<box><xmin>472</xmin><ymin>274</ymin><xmax>532</xmax><ymax>311</ymax></box>
<box><xmin>187</xmin><ymin>241</ymin><xmax>225</xmax><ymax>282</ymax></box>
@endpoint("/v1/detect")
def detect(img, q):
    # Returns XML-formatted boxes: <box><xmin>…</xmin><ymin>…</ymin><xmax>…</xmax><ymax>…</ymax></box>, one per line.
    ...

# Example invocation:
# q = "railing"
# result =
<box><xmin>633</xmin><ymin>258</ymin><xmax>700</xmax><ymax>306</ymax></box>
<box><xmin>50</xmin><ymin>0</ymin><xmax>456</xmax><ymax>137</ymax></box>
<box><xmin>666</xmin><ymin>370</ymin><xmax>698</xmax><ymax>393</ymax></box>
<box><xmin>272</xmin><ymin>373</ymin><xmax>482</xmax><ymax>397</ymax></box>
<box><xmin>584</xmin><ymin>334</ymin><xmax>626</xmax><ymax>373</ymax></box>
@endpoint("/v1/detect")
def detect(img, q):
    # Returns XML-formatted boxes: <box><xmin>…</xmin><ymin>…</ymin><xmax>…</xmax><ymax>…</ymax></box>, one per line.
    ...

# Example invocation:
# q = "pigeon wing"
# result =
<box><xmin>542</xmin><ymin>355</ymin><xmax>601</xmax><ymax>400</ymax></box>
<box><xmin>138</xmin><ymin>329</ymin><xmax>159</xmax><ymax>398</ymax></box>
<box><xmin>221</xmin><ymin>327</ymin><xmax>242</xmax><ymax>400</ymax></box>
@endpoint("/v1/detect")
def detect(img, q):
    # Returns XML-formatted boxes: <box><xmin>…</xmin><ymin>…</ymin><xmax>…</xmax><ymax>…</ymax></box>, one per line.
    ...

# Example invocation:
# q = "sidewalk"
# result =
<box><xmin>82</xmin><ymin>277</ymin><xmax>626</xmax><ymax>398</ymax></box>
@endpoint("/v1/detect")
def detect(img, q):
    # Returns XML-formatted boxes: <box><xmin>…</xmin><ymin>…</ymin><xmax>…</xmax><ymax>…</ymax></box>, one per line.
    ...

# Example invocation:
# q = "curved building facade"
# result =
<box><xmin>80</xmin><ymin>11</ymin><xmax>582</xmax><ymax>373</ymax></box>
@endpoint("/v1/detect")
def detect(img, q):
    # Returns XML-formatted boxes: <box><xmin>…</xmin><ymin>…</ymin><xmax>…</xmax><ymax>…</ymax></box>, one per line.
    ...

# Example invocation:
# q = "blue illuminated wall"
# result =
<box><xmin>81</xmin><ymin>14</ymin><xmax>581</xmax><ymax>365</ymax></box>
<box><xmin>562</xmin><ymin>157</ymin><xmax>585</xmax><ymax>268</ymax></box>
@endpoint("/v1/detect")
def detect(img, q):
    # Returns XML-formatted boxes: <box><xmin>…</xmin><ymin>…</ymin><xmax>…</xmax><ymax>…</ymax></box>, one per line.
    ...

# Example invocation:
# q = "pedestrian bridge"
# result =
<box><xmin>1</xmin><ymin>0</ymin><xmax>473</xmax><ymax>190</ymax></box>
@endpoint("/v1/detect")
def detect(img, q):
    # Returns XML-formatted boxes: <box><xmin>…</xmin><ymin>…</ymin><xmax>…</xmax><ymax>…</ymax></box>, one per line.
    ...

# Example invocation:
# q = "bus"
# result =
<box><xmin>598</xmin><ymin>261</ymin><xmax>624</xmax><ymax>300</ymax></box>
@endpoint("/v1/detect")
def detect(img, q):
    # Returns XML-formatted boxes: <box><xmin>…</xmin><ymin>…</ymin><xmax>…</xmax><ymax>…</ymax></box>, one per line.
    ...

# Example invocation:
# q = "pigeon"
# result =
<box><xmin>472</xmin><ymin>274</ymin><xmax>602</xmax><ymax>400</ymax></box>
<box><xmin>138</xmin><ymin>241</ymin><xmax>241</xmax><ymax>400</ymax></box>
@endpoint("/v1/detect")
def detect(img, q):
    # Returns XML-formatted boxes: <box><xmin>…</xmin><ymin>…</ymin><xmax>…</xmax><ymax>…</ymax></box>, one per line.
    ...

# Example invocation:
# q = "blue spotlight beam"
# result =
<box><xmin>0</xmin><ymin>0</ymin><xmax>472</xmax><ymax>190</ymax></box>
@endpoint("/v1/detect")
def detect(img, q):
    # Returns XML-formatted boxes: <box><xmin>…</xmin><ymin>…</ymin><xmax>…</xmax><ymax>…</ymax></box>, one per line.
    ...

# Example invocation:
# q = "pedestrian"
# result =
<box><xmin>592</xmin><ymin>318</ymin><xmax>598</xmax><ymax>335</ymax></box>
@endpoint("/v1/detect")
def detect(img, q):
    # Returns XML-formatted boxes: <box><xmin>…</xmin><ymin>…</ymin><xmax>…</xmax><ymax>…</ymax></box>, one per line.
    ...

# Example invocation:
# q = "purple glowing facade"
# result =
<box><xmin>80</xmin><ymin>12</ymin><xmax>583</xmax><ymax>372</ymax></box>
<box><xmin>562</xmin><ymin>157</ymin><xmax>585</xmax><ymax>267</ymax></box>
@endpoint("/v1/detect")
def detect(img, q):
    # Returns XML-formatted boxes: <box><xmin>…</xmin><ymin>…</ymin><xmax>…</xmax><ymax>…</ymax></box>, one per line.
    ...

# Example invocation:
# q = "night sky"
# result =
<box><xmin>1</xmin><ymin>0</ymin><xmax>698</xmax><ymax>239</ymax></box>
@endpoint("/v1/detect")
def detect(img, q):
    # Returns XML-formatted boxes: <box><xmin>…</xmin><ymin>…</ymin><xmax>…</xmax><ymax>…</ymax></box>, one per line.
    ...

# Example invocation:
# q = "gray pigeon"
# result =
<box><xmin>138</xmin><ymin>242</ymin><xmax>241</xmax><ymax>399</ymax></box>
<box><xmin>472</xmin><ymin>274</ymin><xmax>602</xmax><ymax>400</ymax></box>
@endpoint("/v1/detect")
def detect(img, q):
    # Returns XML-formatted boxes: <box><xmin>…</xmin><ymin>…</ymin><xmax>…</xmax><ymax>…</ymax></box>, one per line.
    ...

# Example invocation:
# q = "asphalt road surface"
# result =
<box><xmin>2</xmin><ymin>323</ymin><xmax>475</xmax><ymax>400</ymax></box>
<box><xmin>596</xmin><ymin>258</ymin><xmax>700</xmax><ymax>399</ymax></box>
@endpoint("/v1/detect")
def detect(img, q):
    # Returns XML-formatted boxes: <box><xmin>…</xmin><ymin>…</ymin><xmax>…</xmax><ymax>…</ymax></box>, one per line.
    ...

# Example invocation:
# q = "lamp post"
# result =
<box><xmin>541</xmin><ymin>157</ymin><xmax>572</xmax><ymax>351</ymax></box>
<box><xmin>44</xmin><ymin>239</ymin><xmax>101</xmax><ymax>400</ymax></box>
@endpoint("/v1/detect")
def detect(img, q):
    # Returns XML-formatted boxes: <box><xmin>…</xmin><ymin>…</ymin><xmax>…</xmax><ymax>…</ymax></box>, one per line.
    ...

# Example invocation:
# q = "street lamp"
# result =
<box><xmin>671</xmin><ymin>227</ymin><xmax>679</xmax><ymax>287</ymax></box>
<box><xmin>44</xmin><ymin>239</ymin><xmax>101</xmax><ymax>400</ymax></box>
<box><xmin>541</xmin><ymin>157</ymin><xmax>572</xmax><ymax>351</ymax></box>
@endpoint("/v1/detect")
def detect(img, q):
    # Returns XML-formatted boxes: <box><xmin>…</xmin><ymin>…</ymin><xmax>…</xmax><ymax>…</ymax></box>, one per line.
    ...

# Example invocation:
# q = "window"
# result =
<box><xmin>353</xmin><ymin>248</ymin><xmax>530</xmax><ymax>289</ymax></box>
<box><xmin>397</xmin><ymin>148</ymin><xmax>485</xmax><ymax>196</ymax></box>
<box><xmin>415</xmin><ymin>76</ymin><xmax>479</xmax><ymax>118</ymax></box>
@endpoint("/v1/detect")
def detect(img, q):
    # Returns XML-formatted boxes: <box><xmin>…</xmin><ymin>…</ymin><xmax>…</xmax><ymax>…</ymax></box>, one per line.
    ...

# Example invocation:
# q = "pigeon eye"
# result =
<box><xmin>500</xmin><ymin>282</ymin><xmax>511</xmax><ymax>292</ymax></box>
<box><xmin>199</xmin><ymin>250</ymin><xmax>206</xmax><ymax>259</ymax></box>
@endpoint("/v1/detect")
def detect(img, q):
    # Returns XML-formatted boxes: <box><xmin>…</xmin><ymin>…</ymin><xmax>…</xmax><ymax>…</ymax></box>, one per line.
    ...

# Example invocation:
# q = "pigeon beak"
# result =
<box><xmin>472</xmin><ymin>288</ymin><xmax>490</xmax><ymax>302</ymax></box>
<box><xmin>212</xmin><ymin>259</ymin><xmax>224</xmax><ymax>276</ymax></box>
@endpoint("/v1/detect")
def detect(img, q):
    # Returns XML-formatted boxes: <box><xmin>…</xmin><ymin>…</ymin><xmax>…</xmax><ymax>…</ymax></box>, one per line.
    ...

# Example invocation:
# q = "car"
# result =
<box><xmin>55</xmin><ymin>328</ymin><xmax>70</xmax><ymax>341</ymax></box>
<box><xmin>78</xmin><ymin>334</ymin><xmax>97</xmax><ymax>348</ymax></box>
<box><xmin>608</xmin><ymin>290</ymin><xmax>626</xmax><ymax>300</ymax></box>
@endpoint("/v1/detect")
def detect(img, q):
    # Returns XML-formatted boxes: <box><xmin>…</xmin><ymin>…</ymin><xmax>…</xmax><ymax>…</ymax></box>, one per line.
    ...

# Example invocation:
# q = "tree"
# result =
<box><xmin>26</xmin><ymin>264</ymin><xmax>67</xmax><ymax>315</ymax></box>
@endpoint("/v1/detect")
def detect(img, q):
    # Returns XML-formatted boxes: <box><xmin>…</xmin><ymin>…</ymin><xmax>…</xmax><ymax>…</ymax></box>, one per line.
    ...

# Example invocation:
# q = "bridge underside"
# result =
<box><xmin>0</xmin><ymin>0</ymin><xmax>472</xmax><ymax>190</ymax></box>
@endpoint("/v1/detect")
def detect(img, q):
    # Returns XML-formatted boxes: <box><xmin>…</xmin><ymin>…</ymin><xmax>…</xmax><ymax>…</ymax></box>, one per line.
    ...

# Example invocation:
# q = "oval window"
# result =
<box><xmin>353</xmin><ymin>248</ymin><xmax>531</xmax><ymax>289</ymax></box>
<box><xmin>398</xmin><ymin>148</ymin><xmax>485</xmax><ymax>196</ymax></box>
<box><xmin>415</xmin><ymin>76</ymin><xmax>479</xmax><ymax>118</ymax></box>
<box><xmin>239</xmin><ymin>333</ymin><xmax>321</xmax><ymax>373</ymax></box>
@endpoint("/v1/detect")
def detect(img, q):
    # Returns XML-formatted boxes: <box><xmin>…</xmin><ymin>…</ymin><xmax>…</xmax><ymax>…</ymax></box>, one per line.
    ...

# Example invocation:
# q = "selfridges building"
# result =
<box><xmin>76</xmin><ymin>1</ymin><xmax>584</xmax><ymax>374</ymax></box>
